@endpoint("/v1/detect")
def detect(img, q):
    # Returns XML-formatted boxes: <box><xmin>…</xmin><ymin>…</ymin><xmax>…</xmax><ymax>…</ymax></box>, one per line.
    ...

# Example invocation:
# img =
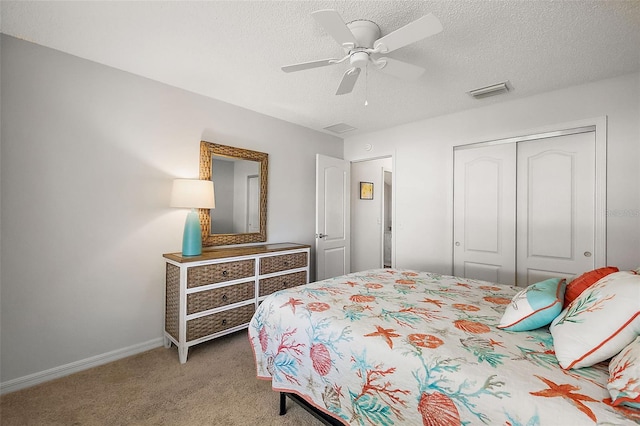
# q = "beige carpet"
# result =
<box><xmin>0</xmin><ymin>331</ymin><xmax>324</xmax><ymax>425</ymax></box>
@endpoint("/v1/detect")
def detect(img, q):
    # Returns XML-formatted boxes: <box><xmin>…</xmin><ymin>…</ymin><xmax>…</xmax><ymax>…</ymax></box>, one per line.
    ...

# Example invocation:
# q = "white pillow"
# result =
<box><xmin>608</xmin><ymin>335</ymin><xmax>640</xmax><ymax>408</ymax></box>
<box><xmin>550</xmin><ymin>270</ymin><xmax>640</xmax><ymax>369</ymax></box>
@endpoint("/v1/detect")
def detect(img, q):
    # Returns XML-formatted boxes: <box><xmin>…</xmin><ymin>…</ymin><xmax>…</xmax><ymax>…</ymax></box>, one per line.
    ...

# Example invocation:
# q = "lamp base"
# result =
<box><xmin>182</xmin><ymin>209</ymin><xmax>202</xmax><ymax>256</ymax></box>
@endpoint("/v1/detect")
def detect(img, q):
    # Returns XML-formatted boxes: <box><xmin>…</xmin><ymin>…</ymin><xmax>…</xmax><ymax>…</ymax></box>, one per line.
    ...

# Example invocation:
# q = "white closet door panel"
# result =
<box><xmin>528</xmin><ymin>152</ymin><xmax>573</xmax><ymax>258</ymax></box>
<box><xmin>516</xmin><ymin>132</ymin><xmax>596</xmax><ymax>286</ymax></box>
<box><xmin>453</xmin><ymin>144</ymin><xmax>516</xmax><ymax>285</ymax></box>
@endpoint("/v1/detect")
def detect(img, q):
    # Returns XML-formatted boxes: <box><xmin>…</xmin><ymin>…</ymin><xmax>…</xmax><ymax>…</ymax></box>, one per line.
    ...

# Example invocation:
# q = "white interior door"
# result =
<box><xmin>516</xmin><ymin>132</ymin><xmax>596</xmax><ymax>285</ymax></box>
<box><xmin>316</xmin><ymin>154</ymin><xmax>351</xmax><ymax>281</ymax></box>
<box><xmin>453</xmin><ymin>144</ymin><xmax>517</xmax><ymax>285</ymax></box>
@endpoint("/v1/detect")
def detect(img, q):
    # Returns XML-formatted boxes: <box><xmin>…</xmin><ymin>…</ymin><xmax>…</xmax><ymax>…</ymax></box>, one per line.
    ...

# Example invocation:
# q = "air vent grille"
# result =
<box><xmin>324</xmin><ymin>123</ymin><xmax>357</xmax><ymax>134</ymax></box>
<box><xmin>468</xmin><ymin>81</ymin><xmax>510</xmax><ymax>99</ymax></box>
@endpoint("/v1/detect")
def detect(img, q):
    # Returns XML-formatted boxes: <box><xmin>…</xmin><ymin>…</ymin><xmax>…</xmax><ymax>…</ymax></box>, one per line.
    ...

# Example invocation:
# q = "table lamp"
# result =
<box><xmin>170</xmin><ymin>179</ymin><xmax>215</xmax><ymax>256</ymax></box>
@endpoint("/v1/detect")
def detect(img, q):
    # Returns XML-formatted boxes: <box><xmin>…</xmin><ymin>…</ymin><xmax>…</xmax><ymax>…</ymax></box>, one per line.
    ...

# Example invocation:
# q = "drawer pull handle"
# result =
<box><xmin>222</xmin><ymin>270</ymin><xmax>228</xmax><ymax>277</ymax></box>
<box><xmin>222</xmin><ymin>319</ymin><xmax>227</xmax><ymax>326</ymax></box>
<box><xmin>222</xmin><ymin>294</ymin><xmax>228</xmax><ymax>302</ymax></box>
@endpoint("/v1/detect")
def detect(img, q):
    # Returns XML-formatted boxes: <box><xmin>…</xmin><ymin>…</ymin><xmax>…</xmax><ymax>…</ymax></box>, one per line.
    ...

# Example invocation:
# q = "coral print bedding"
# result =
<box><xmin>249</xmin><ymin>269</ymin><xmax>639</xmax><ymax>425</ymax></box>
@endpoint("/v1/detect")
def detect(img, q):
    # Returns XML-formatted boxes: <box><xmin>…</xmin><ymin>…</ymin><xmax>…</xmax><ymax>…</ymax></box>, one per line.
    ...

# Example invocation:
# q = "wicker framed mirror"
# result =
<box><xmin>199</xmin><ymin>141</ymin><xmax>268</xmax><ymax>246</ymax></box>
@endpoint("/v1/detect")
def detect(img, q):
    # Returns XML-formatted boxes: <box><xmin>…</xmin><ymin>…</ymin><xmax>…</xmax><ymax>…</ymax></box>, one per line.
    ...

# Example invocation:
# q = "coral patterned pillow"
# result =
<box><xmin>550</xmin><ymin>270</ymin><xmax>640</xmax><ymax>370</ymax></box>
<box><xmin>608</xmin><ymin>335</ymin><xmax>640</xmax><ymax>408</ymax></box>
<box><xmin>497</xmin><ymin>278</ymin><xmax>566</xmax><ymax>331</ymax></box>
<box><xmin>564</xmin><ymin>266</ymin><xmax>619</xmax><ymax>307</ymax></box>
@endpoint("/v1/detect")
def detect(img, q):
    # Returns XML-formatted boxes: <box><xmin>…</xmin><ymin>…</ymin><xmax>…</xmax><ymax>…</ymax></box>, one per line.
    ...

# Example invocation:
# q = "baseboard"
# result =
<box><xmin>0</xmin><ymin>337</ymin><xmax>164</xmax><ymax>395</ymax></box>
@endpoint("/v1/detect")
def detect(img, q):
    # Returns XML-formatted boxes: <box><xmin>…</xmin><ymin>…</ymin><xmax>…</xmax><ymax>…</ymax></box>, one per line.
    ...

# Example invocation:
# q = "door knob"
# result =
<box><xmin>584</xmin><ymin>251</ymin><xmax>592</xmax><ymax>257</ymax></box>
<box><xmin>455</xmin><ymin>242</ymin><xmax>461</xmax><ymax>247</ymax></box>
<box><xmin>316</xmin><ymin>233</ymin><xmax>328</xmax><ymax>239</ymax></box>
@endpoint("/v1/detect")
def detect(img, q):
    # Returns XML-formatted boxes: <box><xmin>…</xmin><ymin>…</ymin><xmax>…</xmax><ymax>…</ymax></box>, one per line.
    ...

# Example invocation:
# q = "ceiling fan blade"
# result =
<box><xmin>311</xmin><ymin>9</ymin><xmax>358</xmax><ymax>49</ymax></box>
<box><xmin>281</xmin><ymin>58</ymin><xmax>339</xmax><ymax>73</ymax></box>
<box><xmin>377</xmin><ymin>57</ymin><xmax>425</xmax><ymax>80</ymax></box>
<box><xmin>374</xmin><ymin>13</ymin><xmax>442</xmax><ymax>53</ymax></box>
<box><xmin>336</xmin><ymin>67</ymin><xmax>361</xmax><ymax>95</ymax></box>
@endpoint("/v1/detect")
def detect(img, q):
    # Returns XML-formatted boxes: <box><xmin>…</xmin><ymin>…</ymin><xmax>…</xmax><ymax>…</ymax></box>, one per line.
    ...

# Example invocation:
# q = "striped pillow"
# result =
<box><xmin>564</xmin><ymin>266</ymin><xmax>618</xmax><ymax>307</ymax></box>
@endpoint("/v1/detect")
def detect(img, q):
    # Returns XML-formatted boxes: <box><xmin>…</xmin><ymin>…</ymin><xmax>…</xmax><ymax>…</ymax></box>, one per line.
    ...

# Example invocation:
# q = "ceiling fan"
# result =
<box><xmin>282</xmin><ymin>9</ymin><xmax>443</xmax><ymax>95</ymax></box>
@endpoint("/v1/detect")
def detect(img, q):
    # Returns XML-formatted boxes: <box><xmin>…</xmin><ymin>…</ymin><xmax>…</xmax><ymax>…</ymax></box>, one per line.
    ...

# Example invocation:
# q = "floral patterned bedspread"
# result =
<box><xmin>248</xmin><ymin>269</ymin><xmax>640</xmax><ymax>425</ymax></box>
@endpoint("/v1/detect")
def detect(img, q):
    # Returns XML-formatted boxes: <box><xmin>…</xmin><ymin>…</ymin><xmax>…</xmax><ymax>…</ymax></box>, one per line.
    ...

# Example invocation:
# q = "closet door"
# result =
<box><xmin>453</xmin><ymin>144</ymin><xmax>516</xmax><ymax>285</ymax></box>
<box><xmin>516</xmin><ymin>132</ymin><xmax>596</xmax><ymax>286</ymax></box>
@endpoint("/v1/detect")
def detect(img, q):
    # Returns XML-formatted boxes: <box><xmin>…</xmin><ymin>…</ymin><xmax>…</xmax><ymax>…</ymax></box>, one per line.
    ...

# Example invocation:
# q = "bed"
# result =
<box><xmin>248</xmin><ymin>268</ymin><xmax>640</xmax><ymax>425</ymax></box>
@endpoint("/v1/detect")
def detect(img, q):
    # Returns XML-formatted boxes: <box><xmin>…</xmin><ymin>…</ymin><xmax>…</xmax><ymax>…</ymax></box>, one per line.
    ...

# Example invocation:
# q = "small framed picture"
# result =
<box><xmin>360</xmin><ymin>182</ymin><xmax>374</xmax><ymax>200</ymax></box>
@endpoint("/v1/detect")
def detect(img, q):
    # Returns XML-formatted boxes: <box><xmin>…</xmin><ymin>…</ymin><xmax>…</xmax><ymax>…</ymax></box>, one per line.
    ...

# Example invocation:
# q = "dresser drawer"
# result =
<box><xmin>187</xmin><ymin>259</ymin><xmax>255</xmax><ymax>288</ymax></box>
<box><xmin>260</xmin><ymin>252</ymin><xmax>308</xmax><ymax>274</ymax></box>
<box><xmin>186</xmin><ymin>304</ymin><xmax>255</xmax><ymax>341</ymax></box>
<box><xmin>259</xmin><ymin>271</ymin><xmax>307</xmax><ymax>297</ymax></box>
<box><xmin>187</xmin><ymin>281</ymin><xmax>255</xmax><ymax>315</ymax></box>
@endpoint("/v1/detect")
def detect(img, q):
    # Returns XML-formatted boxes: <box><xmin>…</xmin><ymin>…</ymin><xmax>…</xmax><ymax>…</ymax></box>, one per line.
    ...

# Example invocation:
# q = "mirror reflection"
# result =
<box><xmin>211</xmin><ymin>156</ymin><xmax>260</xmax><ymax>234</ymax></box>
<box><xmin>199</xmin><ymin>141</ymin><xmax>268</xmax><ymax>246</ymax></box>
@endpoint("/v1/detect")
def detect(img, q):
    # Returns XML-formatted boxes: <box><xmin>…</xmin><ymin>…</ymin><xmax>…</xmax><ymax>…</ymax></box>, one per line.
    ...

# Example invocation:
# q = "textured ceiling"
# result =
<box><xmin>2</xmin><ymin>1</ymin><xmax>640</xmax><ymax>137</ymax></box>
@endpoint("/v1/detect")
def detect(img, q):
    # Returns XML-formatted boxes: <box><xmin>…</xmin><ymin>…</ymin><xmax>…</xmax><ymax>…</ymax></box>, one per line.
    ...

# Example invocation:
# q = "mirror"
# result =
<box><xmin>199</xmin><ymin>141</ymin><xmax>268</xmax><ymax>246</ymax></box>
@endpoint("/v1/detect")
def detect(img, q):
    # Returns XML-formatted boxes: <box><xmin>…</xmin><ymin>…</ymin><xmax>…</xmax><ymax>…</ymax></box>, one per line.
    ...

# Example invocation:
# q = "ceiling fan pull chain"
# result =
<box><xmin>364</xmin><ymin>62</ymin><xmax>369</xmax><ymax>106</ymax></box>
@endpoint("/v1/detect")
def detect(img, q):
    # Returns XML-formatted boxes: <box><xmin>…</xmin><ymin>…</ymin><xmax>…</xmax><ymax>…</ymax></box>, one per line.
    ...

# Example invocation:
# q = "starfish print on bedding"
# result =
<box><xmin>422</xmin><ymin>298</ymin><xmax>445</xmax><ymax>308</ymax></box>
<box><xmin>530</xmin><ymin>375</ymin><xmax>598</xmax><ymax>422</ymax></box>
<box><xmin>364</xmin><ymin>325</ymin><xmax>400</xmax><ymax>349</ymax></box>
<box><xmin>489</xmin><ymin>339</ymin><xmax>505</xmax><ymax>348</ymax></box>
<box><xmin>280</xmin><ymin>297</ymin><xmax>304</xmax><ymax>314</ymax></box>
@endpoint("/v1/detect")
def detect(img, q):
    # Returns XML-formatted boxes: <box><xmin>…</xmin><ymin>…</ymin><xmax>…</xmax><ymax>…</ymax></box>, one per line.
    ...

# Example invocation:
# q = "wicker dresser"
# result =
<box><xmin>163</xmin><ymin>243</ymin><xmax>310</xmax><ymax>363</ymax></box>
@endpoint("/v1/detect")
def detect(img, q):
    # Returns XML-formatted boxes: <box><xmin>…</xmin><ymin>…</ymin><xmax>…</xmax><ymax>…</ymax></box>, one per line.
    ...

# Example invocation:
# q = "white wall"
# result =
<box><xmin>350</xmin><ymin>157</ymin><xmax>392</xmax><ymax>272</ymax></box>
<box><xmin>0</xmin><ymin>35</ymin><xmax>342</xmax><ymax>386</ymax></box>
<box><xmin>345</xmin><ymin>72</ymin><xmax>640</xmax><ymax>275</ymax></box>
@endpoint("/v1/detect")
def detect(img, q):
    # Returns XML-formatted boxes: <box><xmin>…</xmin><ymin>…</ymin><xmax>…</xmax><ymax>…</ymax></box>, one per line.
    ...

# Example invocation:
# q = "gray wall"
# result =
<box><xmin>0</xmin><ymin>35</ymin><xmax>342</xmax><ymax>385</ymax></box>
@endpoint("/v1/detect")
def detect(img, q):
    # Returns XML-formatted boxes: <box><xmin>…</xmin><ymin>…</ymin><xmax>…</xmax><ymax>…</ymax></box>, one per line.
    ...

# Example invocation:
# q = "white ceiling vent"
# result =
<box><xmin>324</xmin><ymin>123</ymin><xmax>357</xmax><ymax>134</ymax></box>
<box><xmin>468</xmin><ymin>81</ymin><xmax>511</xmax><ymax>99</ymax></box>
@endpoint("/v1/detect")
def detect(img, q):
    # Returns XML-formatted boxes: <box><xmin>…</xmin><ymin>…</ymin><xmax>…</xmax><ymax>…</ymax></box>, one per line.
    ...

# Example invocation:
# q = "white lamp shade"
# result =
<box><xmin>170</xmin><ymin>179</ymin><xmax>215</xmax><ymax>209</ymax></box>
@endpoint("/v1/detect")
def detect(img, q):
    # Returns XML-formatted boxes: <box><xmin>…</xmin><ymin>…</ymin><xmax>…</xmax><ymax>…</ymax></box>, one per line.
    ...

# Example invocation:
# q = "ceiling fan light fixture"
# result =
<box><xmin>468</xmin><ymin>81</ymin><xmax>511</xmax><ymax>99</ymax></box>
<box><xmin>324</xmin><ymin>123</ymin><xmax>357</xmax><ymax>134</ymax></box>
<box><xmin>283</xmin><ymin>10</ymin><xmax>442</xmax><ymax>96</ymax></box>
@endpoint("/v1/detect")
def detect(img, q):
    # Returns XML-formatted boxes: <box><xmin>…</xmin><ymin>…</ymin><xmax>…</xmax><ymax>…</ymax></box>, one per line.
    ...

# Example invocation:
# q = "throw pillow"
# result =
<box><xmin>564</xmin><ymin>266</ymin><xmax>619</xmax><ymax>307</ymax></box>
<box><xmin>497</xmin><ymin>278</ymin><xmax>566</xmax><ymax>331</ymax></box>
<box><xmin>550</xmin><ymin>270</ymin><xmax>640</xmax><ymax>370</ymax></box>
<box><xmin>608</xmin><ymin>335</ymin><xmax>640</xmax><ymax>408</ymax></box>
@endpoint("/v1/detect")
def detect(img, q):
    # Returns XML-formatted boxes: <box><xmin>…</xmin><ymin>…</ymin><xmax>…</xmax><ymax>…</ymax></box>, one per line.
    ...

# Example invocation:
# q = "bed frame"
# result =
<box><xmin>279</xmin><ymin>392</ymin><xmax>343</xmax><ymax>425</ymax></box>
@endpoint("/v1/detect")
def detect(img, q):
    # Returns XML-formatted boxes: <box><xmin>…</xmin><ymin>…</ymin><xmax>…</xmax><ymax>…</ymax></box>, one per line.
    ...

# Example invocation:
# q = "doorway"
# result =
<box><xmin>383</xmin><ymin>170</ymin><xmax>393</xmax><ymax>268</ymax></box>
<box><xmin>350</xmin><ymin>157</ymin><xmax>393</xmax><ymax>273</ymax></box>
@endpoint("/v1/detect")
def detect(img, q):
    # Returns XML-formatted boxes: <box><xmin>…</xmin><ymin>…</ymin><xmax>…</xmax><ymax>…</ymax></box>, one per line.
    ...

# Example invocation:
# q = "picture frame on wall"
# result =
<box><xmin>360</xmin><ymin>182</ymin><xmax>374</xmax><ymax>200</ymax></box>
